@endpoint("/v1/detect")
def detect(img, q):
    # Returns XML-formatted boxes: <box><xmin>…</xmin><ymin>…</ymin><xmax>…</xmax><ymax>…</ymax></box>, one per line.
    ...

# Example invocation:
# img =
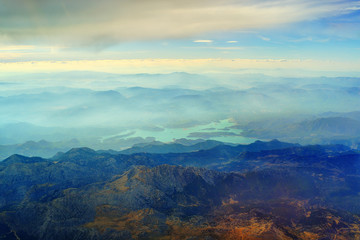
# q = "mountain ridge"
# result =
<box><xmin>1</xmin><ymin>140</ymin><xmax>360</xmax><ymax>239</ymax></box>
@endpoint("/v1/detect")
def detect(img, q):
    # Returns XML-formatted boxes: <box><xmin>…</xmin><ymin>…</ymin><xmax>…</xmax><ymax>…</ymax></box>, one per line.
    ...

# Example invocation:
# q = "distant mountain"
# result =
<box><xmin>298</xmin><ymin>117</ymin><xmax>360</xmax><ymax>135</ymax></box>
<box><xmin>0</xmin><ymin>139</ymin><xmax>82</xmax><ymax>160</ymax></box>
<box><xmin>320</xmin><ymin>111</ymin><xmax>360</xmax><ymax>121</ymax></box>
<box><xmin>173</xmin><ymin>138</ymin><xmax>210</xmax><ymax>146</ymax></box>
<box><xmin>1</xmin><ymin>141</ymin><xmax>360</xmax><ymax>239</ymax></box>
<box><xmin>0</xmin><ymin>122</ymin><xmax>123</xmax><ymax>145</ymax></box>
<box><xmin>0</xmin><ymin>138</ymin><xmax>293</xmax><ymax>162</ymax></box>
<box><xmin>166</xmin><ymin>139</ymin><xmax>299</xmax><ymax>167</ymax></box>
<box><xmin>242</xmin><ymin>116</ymin><xmax>360</xmax><ymax>147</ymax></box>
<box><xmin>119</xmin><ymin>140</ymin><xmax>224</xmax><ymax>154</ymax></box>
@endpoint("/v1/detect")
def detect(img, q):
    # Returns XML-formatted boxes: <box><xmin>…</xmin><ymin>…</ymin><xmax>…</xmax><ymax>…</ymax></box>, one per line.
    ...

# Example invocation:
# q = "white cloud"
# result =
<box><xmin>290</xmin><ymin>37</ymin><xmax>329</xmax><ymax>43</ymax></box>
<box><xmin>185</xmin><ymin>46</ymin><xmax>243</xmax><ymax>50</ymax></box>
<box><xmin>259</xmin><ymin>36</ymin><xmax>271</xmax><ymax>41</ymax></box>
<box><xmin>193</xmin><ymin>40</ymin><xmax>213</xmax><ymax>43</ymax></box>
<box><xmin>211</xmin><ymin>47</ymin><xmax>243</xmax><ymax>50</ymax></box>
<box><xmin>0</xmin><ymin>45</ymin><xmax>35</xmax><ymax>51</ymax></box>
<box><xmin>227</xmin><ymin>41</ymin><xmax>238</xmax><ymax>43</ymax></box>
<box><xmin>0</xmin><ymin>52</ymin><xmax>24</xmax><ymax>59</ymax></box>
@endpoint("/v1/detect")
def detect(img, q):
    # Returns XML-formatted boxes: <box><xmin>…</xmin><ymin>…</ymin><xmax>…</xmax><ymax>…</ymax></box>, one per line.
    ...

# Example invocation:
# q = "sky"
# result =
<box><xmin>0</xmin><ymin>0</ymin><xmax>359</xmax><ymax>76</ymax></box>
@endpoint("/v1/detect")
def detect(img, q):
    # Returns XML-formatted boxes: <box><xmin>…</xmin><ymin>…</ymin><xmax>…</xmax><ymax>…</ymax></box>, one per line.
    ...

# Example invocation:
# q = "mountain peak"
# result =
<box><xmin>2</xmin><ymin>154</ymin><xmax>46</xmax><ymax>164</ymax></box>
<box><xmin>66</xmin><ymin>147</ymin><xmax>96</xmax><ymax>154</ymax></box>
<box><xmin>57</xmin><ymin>147</ymin><xmax>98</xmax><ymax>161</ymax></box>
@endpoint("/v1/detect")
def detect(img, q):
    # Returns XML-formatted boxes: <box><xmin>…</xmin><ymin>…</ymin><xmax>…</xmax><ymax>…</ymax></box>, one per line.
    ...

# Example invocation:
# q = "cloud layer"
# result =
<box><xmin>1</xmin><ymin>59</ymin><xmax>359</xmax><ymax>76</ymax></box>
<box><xmin>0</xmin><ymin>0</ymin><xmax>358</xmax><ymax>46</ymax></box>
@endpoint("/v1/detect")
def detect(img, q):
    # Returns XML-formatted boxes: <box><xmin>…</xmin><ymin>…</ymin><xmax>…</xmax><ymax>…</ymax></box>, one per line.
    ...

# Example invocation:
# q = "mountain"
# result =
<box><xmin>242</xmin><ymin>116</ymin><xmax>360</xmax><ymax>147</ymax></box>
<box><xmin>0</xmin><ymin>141</ymin><xmax>360</xmax><ymax>239</ymax></box>
<box><xmin>1</xmin><ymin>137</ymin><xmax>209</xmax><ymax>160</ymax></box>
<box><xmin>244</xmin><ymin>116</ymin><xmax>360</xmax><ymax>138</ymax></box>
<box><xmin>298</xmin><ymin>117</ymin><xmax>360</xmax><ymax>135</ymax></box>
<box><xmin>1</xmin><ymin>162</ymin><xmax>359</xmax><ymax>239</ymax></box>
<box><xmin>3</xmin><ymin>74</ymin><xmax>360</xmax><ymax>152</ymax></box>
<box><xmin>320</xmin><ymin>111</ymin><xmax>360</xmax><ymax>121</ymax></box>
<box><xmin>119</xmin><ymin>140</ymin><xmax>224</xmax><ymax>154</ymax></box>
<box><xmin>0</xmin><ymin>139</ymin><xmax>82</xmax><ymax>160</ymax></box>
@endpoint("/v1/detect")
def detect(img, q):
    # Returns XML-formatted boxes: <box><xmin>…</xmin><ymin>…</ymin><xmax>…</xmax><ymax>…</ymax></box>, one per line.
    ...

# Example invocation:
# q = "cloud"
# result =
<box><xmin>1</xmin><ymin>58</ymin><xmax>359</xmax><ymax>75</ymax></box>
<box><xmin>227</xmin><ymin>41</ymin><xmax>238</xmax><ymax>43</ymax></box>
<box><xmin>259</xmin><ymin>36</ymin><xmax>271</xmax><ymax>41</ymax></box>
<box><xmin>0</xmin><ymin>45</ymin><xmax>35</xmax><ymax>51</ymax></box>
<box><xmin>289</xmin><ymin>37</ymin><xmax>329</xmax><ymax>43</ymax></box>
<box><xmin>0</xmin><ymin>52</ymin><xmax>24</xmax><ymax>60</ymax></box>
<box><xmin>193</xmin><ymin>40</ymin><xmax>213</xmax><ymax>43</ymax></box>
<box><xmin>0</xmin><ymin>0</ymin><xmax>358</xmax><ymax>46</ymax></box>
<box><xmin>185</xmin><ymin>46</ymin><xmax>243</xmax><ymax>50</ymax></box>
<box><xmin>211</xmin><ymin>47</ymin><xmax>243</xmax><ymax>50</ymax></box>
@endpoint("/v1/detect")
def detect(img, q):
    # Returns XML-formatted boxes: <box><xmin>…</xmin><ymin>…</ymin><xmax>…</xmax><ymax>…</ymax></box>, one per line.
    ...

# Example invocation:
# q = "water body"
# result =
<box><xmin>101</xmin><ymin>119</ymin><xmax>256</xmax><ymax>144</ymax></box>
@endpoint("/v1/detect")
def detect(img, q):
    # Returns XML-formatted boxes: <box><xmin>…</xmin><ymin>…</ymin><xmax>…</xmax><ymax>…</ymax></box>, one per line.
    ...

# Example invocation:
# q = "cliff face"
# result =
<box><xmin>0</xmin><ymin>142</ymin><xmax>360</xmax><ymax>239</ymax></box>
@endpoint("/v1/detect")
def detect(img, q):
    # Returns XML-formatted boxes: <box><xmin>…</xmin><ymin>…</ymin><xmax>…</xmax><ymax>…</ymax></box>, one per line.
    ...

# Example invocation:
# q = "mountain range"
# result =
<box><xmin>241</xmin><ymin>114</ymin><xmax>360</xmax><ymax>147</ymax></box>
<box><xmin>0</xmin><ymin>140</ymin><xmax>359</xmax><ymax>239</ymax></box>
<box><xmin>2</xmin><ymin>73</ymin><xmax>360</xmax><ymax>148</ymax></box>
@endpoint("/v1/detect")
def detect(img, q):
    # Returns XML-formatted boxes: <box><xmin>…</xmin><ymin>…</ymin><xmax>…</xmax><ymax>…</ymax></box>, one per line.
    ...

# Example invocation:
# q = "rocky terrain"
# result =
<box><xmin>0</xmin><ymin>140</ymin><xmax>359</xmax><ymax>239</ymax></box>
